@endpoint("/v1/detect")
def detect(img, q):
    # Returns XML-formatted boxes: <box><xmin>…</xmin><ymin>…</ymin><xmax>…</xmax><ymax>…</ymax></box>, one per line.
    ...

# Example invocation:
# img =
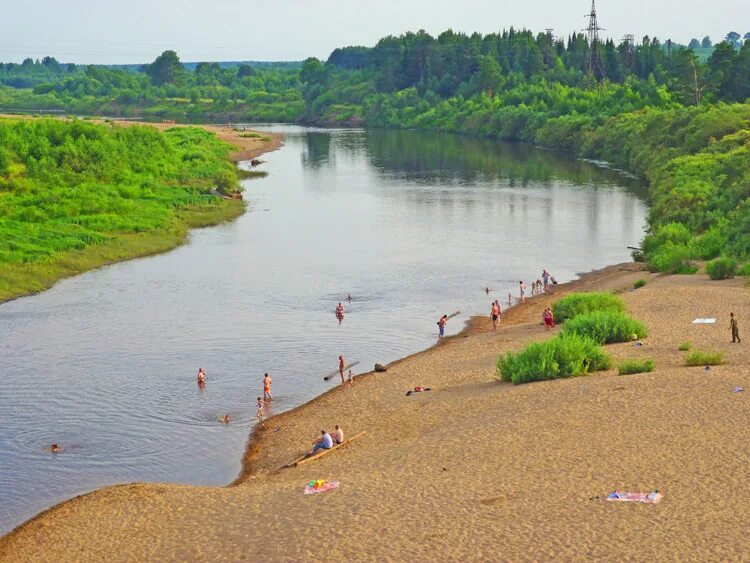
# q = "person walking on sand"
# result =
<box><xmin>490</xmin><ymin>302</ymin><xmax>499</xmax><ymax>331</ymax></box>
<box><xmin>339</xmin><ymin>355</ymin><xmax>346</xmax><ymax>384</ymax></box>
<box><xmin>543</xmin><ymin>307</ymin><xmax>555</xmax><ymax>330</ymax></box>
<box><xmin>437</xmin><ymin>314</ymin><xmax>448</xmax><ymax>337</ymax></box>
<box><xmin>519</xmin><ymin>281</ymin><xmax>526</xmax><ymax>304</ymax></box>
<box><xmin>731</xmin><ymin>312</ymin><xmax>741</xmax><ymax>343</ymax></box>
<box><xmin>263</xmin><ymin>373</ymin><xmax>273</xmax><ymax>401</ymax></box>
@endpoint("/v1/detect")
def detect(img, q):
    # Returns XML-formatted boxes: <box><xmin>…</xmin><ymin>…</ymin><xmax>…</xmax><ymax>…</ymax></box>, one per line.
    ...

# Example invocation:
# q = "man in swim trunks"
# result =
<box><xmin>490</xmin><ymin>302</ymin><xmax>499</xmax><ymax>331</ymax></box>
<box><xmin>339</xmin><ymin>356</ymin><xmax>345</xmax><ymax>384</ymax></box>
<box><xmin>331</xmin><ymin>424</ymin><xmax>344</xmax><ymax>445</ymax></box>
<box><xmin>263</xmin><ymin>373</ymin><xmax>272</xmax><ymax>401</ymax></box>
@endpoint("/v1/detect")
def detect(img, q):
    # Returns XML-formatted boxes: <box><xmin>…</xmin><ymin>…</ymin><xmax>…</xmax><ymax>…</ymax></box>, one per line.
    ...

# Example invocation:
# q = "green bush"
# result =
<box><xmin>552</xmin><ymin>292</ymin><xmax>624</xmax><ymax>323</ymax></box>
<box><xmin>678</xmin><ymin>341</ymin><xmax>691</xmax><ymax>351</ymax></box>
<box><xmin>618</xmin><ymin>359</ymin><xmax>655</xmax><ymax>375</ymax></box>
<box><xmin>647</xmin><ymin>243</ymin><xmax>697</xmax><ymax>274</ymax></box>
<box><xmin>562</xmin><ymin>311</ymin><xmax>648</xmax><ymax>344</ymax></box>
<box><xmin>633</xmin><ymin>279</ymin><xmax>647</xmax><ymax>289</ymax></box>
<box><xmin>497</xmin><ymin>333</ymin><xmax>611</xmax><ymax>385</ymax></box>
<box><xmin>738</xmin><ymin>263</ymin><xmax>750</xmax><ymax>276</ymax></box>
<box><xmin>685</xmin><ymin>350</ymin><xmax>725</xmax><ymax>366</ymax></box>
<box><xmin>705</xmin><ymin>257</ymin><xmax>737</xmax><ymax>280</ymax></box>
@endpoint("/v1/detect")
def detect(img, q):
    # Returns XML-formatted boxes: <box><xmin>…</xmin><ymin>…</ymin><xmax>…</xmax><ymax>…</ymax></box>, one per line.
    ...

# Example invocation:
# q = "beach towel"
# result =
<box><xmin>304</xmin><ymin>481</ymin><xmax>339</xmax><ymax>495</ymax></box>
<box><xmin>692</xmin><ymin>318</ymin><xmax>716</xmax><ymax>324</ymax></box>
<box><xmin>606</xmin><ymin>491</ymin><xmax>662</xmax><ymax>504</ymax></box>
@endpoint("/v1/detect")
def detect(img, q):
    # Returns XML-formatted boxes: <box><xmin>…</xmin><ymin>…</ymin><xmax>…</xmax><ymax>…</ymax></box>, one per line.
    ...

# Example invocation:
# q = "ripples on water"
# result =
<box><xmin>0</xmin><ymin>126</ymin><xmax>647</xmax><ymax>533</ymax></box>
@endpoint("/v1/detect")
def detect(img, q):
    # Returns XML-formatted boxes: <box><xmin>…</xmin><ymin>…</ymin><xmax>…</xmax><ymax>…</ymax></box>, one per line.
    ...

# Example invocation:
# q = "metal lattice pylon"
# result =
<box><xmin>584</xmin><ymin>0</ymin><xmax>606</xmax><ymax>78</ymax></box>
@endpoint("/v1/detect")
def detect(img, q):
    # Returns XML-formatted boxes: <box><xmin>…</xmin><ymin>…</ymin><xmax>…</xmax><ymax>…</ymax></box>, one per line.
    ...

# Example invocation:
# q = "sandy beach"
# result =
<box><xmin>1</xmin><ymin>265</ymin><xmax>749</xmax><ymax>561</ymax></box>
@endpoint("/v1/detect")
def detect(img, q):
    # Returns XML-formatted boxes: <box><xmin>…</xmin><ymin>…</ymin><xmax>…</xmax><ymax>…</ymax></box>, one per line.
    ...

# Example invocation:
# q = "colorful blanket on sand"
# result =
<box><xmin>606</xmin><ymin>491</ymin><xmax>662</xmax><ymax>504</ymax></box>
<box><xmin>304</xmin><ymin>481</ymin><xmax>340</xmax><ymax>495</ymax></box>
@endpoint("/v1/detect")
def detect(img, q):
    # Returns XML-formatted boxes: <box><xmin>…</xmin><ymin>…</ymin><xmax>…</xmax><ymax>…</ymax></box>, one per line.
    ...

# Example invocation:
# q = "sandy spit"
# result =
<box><xmin>1</xmin><ymin>265</ymin><xmax>749</xmax><ymax>562</ymax></box>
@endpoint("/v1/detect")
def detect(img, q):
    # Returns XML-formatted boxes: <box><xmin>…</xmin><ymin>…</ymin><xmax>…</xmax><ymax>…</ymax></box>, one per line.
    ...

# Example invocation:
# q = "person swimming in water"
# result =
<box><xmin>219</xmin><ymin>415</ymin><xmax>232</xmax><ymax>424</ymax></box>
<box><xmin>197</xmin><ymin>368</ymin><xmax>206</xmax><ymax>384</ymax></box>
<box><xmin>346</xmin><ymin>294</ymin><xmax>352</xmax><ymax>302</ymax></box>
<box><xmin>336</xmin><ymin>302</ymin><xmax>345</xmax><ymax>323</ymax></box>
<box><xmin>50</xmin><ymin>443</ymin><xmax>61</xmax><ymax>453</ymax></box>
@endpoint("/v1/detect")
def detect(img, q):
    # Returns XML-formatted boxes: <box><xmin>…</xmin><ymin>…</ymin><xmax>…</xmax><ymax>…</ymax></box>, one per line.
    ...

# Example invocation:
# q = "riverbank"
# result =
<box><xmin>2</xmin><ymin>264</ymin><xmax>748</xmax><ymax>561</ymax></box>
<box><xmin>0</xmin><ymin>118</ymin><xmax>282</xmax><ymax>304</ymax></box>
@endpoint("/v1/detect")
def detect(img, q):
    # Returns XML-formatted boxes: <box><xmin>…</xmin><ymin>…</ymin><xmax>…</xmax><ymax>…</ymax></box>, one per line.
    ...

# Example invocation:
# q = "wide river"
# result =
<box><xmin>0</xmin><ymin>126</ymin><xmax>647</xmax><ymax>534</ymax></box>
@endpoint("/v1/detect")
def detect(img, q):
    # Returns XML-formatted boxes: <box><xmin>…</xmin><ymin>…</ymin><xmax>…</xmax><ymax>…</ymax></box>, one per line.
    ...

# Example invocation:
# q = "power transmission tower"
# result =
<box><xmin>584</xmin><ymin>0</ymin><xmax>606</xmax><ymax>79</ymax></box>
<box><xmin>622</xmin><ymin>34</ymin><xmax>635</xmax><ymax>72</ymax></box>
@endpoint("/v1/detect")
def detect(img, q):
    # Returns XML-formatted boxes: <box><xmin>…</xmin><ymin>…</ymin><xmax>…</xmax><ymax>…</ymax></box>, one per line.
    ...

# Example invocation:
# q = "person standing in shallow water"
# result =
<box><xmin>437</xmin><ymin>315</ymin><xmax>448</xmax><ymax>337</ymax></box>
<box><xmin>519</xmin><ymin>281</ymin><xmax>526</xmax><ymax>304</ymax></box>
<box><xmin>263</xmin><ymin>372</ymin><xmax>272</xmax><ymax>401</ymax></box>
<box><xmin>730</xmin><ymin>312</ymin><xmax>741</xmax><ymax>343</ymax></box>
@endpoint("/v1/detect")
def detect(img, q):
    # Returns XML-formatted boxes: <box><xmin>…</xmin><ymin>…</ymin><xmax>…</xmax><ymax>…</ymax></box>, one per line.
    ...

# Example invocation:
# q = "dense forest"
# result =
<box><xmin>1</xmin><ymin>27</ymin><xmax>749</xmax><ymax>273</ymax></box>
<box><xmin>0</xmin><ymin>119</ymin><xmax>244</xmax><ymax>301</ymax></box>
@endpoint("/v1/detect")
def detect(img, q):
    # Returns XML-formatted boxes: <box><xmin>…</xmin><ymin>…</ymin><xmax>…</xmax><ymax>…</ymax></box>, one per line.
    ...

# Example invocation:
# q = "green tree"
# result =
<box><xmin>144</xmin><ymin>50</ymin><xmax>185</xmax><ymax>86</ymax></box>
<box><xmin>701</xmin><ymin>36</ymin><xmax>713</xmax><ymax>48</ymax></box>
<box><xmin>688</xmin><ymin>39</ymin><xmax>700</xmax><ymax>49</ymax></box>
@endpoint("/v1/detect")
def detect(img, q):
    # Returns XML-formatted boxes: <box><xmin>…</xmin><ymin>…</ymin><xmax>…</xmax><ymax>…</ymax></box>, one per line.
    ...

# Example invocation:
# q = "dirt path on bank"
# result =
<box><xmin>2</xmin><ymin>265</ymin><xmax>749</xmax><ymax>561</ymax></box>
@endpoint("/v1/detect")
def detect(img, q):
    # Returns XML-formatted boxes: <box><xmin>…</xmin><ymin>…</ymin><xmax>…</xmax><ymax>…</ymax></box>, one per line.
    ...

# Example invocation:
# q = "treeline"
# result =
<box><xmin>0</xmin><ymin>52</ymin><xmax>303</xmax><ymax>122</ymax></box>
<box><xmin>0</xmin><ymin>118</ymin><xmax>244</xmax><ymax>300</ymax></box>
<box><xmin>297</xmin><ymin>29</ymin><xmax>750</xmax><ymax>268</ymax></box>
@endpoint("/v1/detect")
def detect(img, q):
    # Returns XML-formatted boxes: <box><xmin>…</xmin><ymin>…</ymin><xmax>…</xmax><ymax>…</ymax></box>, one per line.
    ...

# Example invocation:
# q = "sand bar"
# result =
<box><xmin>1</xmin><ymin>265</ymin><xmax>748</xmax><ymax>561</ymax></box>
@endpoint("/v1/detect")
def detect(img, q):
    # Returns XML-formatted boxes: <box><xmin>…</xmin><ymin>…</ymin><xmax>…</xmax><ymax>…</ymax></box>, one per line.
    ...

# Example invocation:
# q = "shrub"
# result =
<box><xmin>647</xmin><ymin>243</ymin><xmax>697</xmax><ymax>274</ymax></box>
<box><xmin>618</xmin><ymin>359</ymin><xmax>655</xmax><ymax>375</ymax></box>
<box><xmin>633</xmin><ymin>279</ymin><xmax>647</xmax><ymax>289</ymax></box>
<box><xmin>705</xmin><ymin>257</ymin><xmax>737</xmax><ymax>280</ymax></box>
<box><xmin>562</xmin><ymin>310</ymin><xmax>648</xmax><ymax>344</ymax></box>
<box><xmin>738</xmin><ymin>263</ymin><xmax>750</xmax><ymax>276</ymax></box>
<box><xmin>552</xmin><ymin>292</ymin><xmax>624</xmax><ymax>323</ymax></box>
<box><xmin>685</xmin><ymin>350</ymin><xmax>725</xmax><ymax>366</ymax></box>
<box><xmin>497</xmin><ymin>333</ymin><xmax>611</xmax><ymax>385</ymax></box>
<box><xmin>678</xmin><ymin>341</ymin><xmax>691</xmax><ymax>351</ymax></box>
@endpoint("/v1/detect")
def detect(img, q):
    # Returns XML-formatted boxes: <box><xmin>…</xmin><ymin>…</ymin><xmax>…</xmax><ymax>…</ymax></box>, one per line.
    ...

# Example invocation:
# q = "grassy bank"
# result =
<box><xmin>0</xmin><ymin>118</ymin><xmax>250</xmax><ymax>303</ymax></box>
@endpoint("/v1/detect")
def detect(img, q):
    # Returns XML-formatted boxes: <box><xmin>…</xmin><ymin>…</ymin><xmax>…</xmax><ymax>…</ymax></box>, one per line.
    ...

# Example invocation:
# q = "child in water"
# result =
<box><xmin>256</xmin><ymin>397</ymin><xmax>265</xmax><ymax>418</ymax></box>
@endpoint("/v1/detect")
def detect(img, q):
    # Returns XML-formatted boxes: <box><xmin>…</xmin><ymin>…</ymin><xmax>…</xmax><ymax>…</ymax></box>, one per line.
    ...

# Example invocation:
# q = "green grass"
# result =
<box><xmin>238</xmin><ymin>132</ymin><xmax>262</xmax><ymax>138</ymax></box>
<box><xmin>738</xmin><ymin>263</ymin><xmax>750</xmax><ymax>276</ymax></box>
<box><xmin>633</xmin><ymin>279</ymin><xmax>647</xmax><ymax>289</ymax></box>
<box><xmin>618</xmin><ymin>359</ymin><xmax>655</xmax><ymax>375</ymax></box>
<box><xmin>561</xmin><ymin>310</ymin><xmax>648</xmax><ymax>344</ymax></box>
<box><xmin>678</xmin><ymin>341</ymin><xmax>692</xmax><ymax>352</ymax></box>
<box><xmin>0</xmin><ymin>118</ymin><xmax>248</xmax><ymax>302</ymax></box>
<box><xmin>552</xmin><ymin>292</ymin><xmax>624</xmax><ymax>323</ymax></box>
<box><xmin>237</xmin><ymin>169</ymin><xmax>268</xmax><ymax>180</ymax></box>
<box><xmin>497</xmin><ymin>333</ymin><xmax>611</xmax><ymax>385</ymax></box>
<box><xmin>685</xmin><ymin>350</ymin><xmax>725</xmax><ymax>366</ymax></box>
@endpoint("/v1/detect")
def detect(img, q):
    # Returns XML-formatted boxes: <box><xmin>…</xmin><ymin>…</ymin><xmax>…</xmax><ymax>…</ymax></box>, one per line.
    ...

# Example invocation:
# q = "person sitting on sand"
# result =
<box><xmin>197</xmin><ymin>368</ymin><xmax>206</xmax><ymax>384</ymax></box>
<box><xmin>331</xmin><ymin>424</ymin><xmax>344</xmax><ymax>445</ymax></box>
<box><xmin>309</xmin><ymin>429</ymin><xmax>334</xmax><ymax>455</ymax></box>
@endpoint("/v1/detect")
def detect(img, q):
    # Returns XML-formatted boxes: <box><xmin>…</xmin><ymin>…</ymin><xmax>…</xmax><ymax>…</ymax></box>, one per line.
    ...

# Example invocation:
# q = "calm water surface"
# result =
<box><xmin>0</xmin><ymin>126</ymin><xmax>647</xmax><ymax>533</ymax></box>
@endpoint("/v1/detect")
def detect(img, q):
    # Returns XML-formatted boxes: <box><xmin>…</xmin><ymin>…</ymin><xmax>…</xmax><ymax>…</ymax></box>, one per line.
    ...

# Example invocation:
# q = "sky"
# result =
<box><xmin>1</xmin><ymin>0</ymin><xmax>748</xmax><ymax>64</ymax></box>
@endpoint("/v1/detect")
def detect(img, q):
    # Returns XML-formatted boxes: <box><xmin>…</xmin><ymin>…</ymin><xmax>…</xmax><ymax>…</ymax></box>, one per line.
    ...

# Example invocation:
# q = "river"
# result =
<box><xmin>0</xmin><ymin>125</ymin><xmax>647</xmax><ymax>534</ymax></box>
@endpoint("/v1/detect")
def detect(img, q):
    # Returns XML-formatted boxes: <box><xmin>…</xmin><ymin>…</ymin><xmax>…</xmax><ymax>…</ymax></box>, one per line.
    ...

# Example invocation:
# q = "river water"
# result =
<box><xmin>0</xmin><ymin>126</ymin><xmax>647</xmax><ymax>534</ymax></box>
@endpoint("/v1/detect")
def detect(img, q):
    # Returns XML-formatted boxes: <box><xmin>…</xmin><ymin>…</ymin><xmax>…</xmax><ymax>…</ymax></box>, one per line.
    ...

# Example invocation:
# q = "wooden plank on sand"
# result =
<box><xmin>284</xmin><ymin>431</ymin><xmax>367</xmax><ymax>469</ymax></box>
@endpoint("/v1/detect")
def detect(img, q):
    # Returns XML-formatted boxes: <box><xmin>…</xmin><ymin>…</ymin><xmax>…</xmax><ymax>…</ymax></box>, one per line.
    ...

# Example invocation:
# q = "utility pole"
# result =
<box><xmin>584</xmin><ymin>0</ymin><xmax>606</xmax><ymax>79</ymax></box>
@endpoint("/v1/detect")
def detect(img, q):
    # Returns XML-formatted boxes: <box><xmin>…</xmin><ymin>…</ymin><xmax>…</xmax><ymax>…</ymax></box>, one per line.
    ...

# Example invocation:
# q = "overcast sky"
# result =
<box><xmin>2</xmin><ymin>0</ymin><xmax>748</xmax><ymax>64</ymax></box>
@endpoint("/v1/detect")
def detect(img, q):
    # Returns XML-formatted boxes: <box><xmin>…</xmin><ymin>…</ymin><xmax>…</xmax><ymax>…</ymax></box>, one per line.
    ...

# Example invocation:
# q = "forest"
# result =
<box><xmin>1</xmin><ymin>28</ymin><xmax>750</xmax><ymax>273</ymax></box>
<box><xmin>0</xmin><ymin>118</ymin><xmax>244</xmax><ymax>301</ymax></box>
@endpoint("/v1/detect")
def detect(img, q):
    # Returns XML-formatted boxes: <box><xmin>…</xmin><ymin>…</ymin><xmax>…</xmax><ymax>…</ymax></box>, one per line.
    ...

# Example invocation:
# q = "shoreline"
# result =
<box><xmin>0</xmin><ymin>119</ymin><xmax>282</xmax><ymax>305</ymax></box>
<box><xmin>1</xmin><ymin>261</ymin><xmax>748</xmax><ymax>560</ymax></box>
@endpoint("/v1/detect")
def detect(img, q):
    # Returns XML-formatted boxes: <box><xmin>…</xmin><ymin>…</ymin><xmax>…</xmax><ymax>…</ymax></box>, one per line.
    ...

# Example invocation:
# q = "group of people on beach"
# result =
<box><xmin>309</xmin><ymin>425</ymin><xmax>345</xmax><ymax>456</ymax></box>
